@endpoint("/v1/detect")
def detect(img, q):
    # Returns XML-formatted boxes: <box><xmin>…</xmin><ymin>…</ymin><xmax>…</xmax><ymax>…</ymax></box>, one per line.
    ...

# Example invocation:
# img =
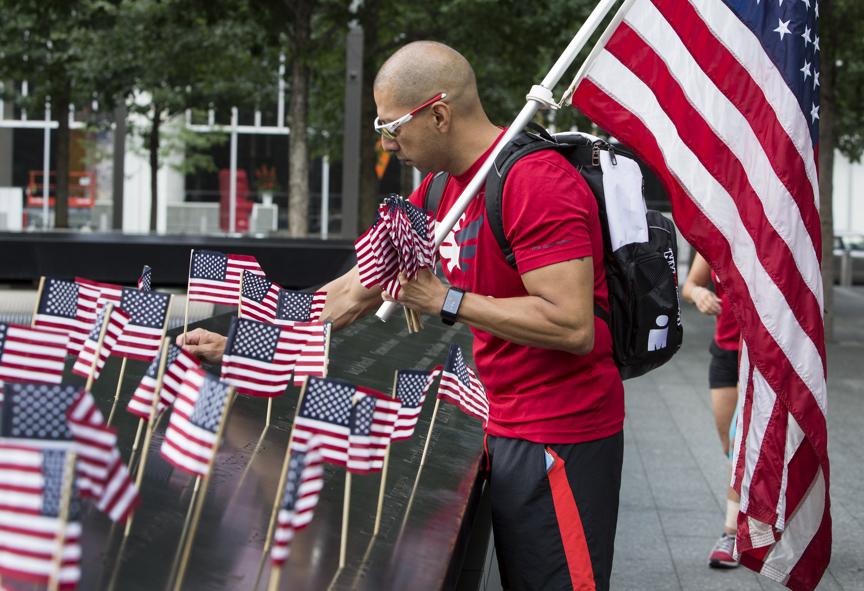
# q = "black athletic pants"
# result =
<box><xmin>486</xmin><ymin>431</ymin><xmax>624</xmax><ymax>591</ymax></box>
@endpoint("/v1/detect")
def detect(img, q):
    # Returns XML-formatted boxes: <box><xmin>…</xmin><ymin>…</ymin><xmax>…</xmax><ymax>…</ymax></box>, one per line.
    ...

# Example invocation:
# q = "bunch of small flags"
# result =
<box><xmin>355</xmin><ymin>195</ymin><xmax>436</xmax><ymax>290</ymax></box>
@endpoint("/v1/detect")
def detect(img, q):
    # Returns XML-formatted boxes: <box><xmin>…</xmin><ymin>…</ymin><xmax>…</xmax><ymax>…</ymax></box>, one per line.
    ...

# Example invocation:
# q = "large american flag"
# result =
<box><xmin>66</xmin><ymin>390</ymin><xmax>139</xmax><ymax>522</ymax></box>
<box><xmin>291</xmin><ymin>322</ymin><xmax>331</xmax><ymax>387</ymax></box>
<box><xmin>32</xmin><ymin>277</ymin><xmax>91</xmax><ymax>353</ymax></box>
<box><xmin>160</xmin><ymin>367</ymin><xmax>232</xmax><ymax>477</ymax></box>
<box><xmin>438</xmin><ymin>345</ymin><xmax>489</xmax><ymax>423</ymax></box>
<box><xmin>270</xmin><ymin>436</ymin><xmax>324</xmax><ymax>568</ymax></box>
<box><xmin>187</xmin><ymin>249</ymin><xmax>264</xmax><ymax>306</ymax></box>
<box><xmin>0</xmin><ymin>323</ymin><xmax>68</xmax><ymax>387</ymax></box>
<box><xmin>355</xmin><ymin>196</ymin><xmax>435</xmax><ymax>289</ymax></box>
<box><xmin>238</xmin><ymin>269</ymin><xmax>327</xmax><ymax>325</ymax></box>
<box><xmin>220</xmin><ymin>317</ymin><xmax>299</xmax><ymax>397</ymax></box>
<box><xmin>114</xmin><ymin>288</ymin><xmax>171</xmax><ymax>361</ymax></box>
<box><xmin>127</xmin><ymin>343</ymin><xmax>200</xmax><ymax>421</ymax></box>
<box><xmin>71</xmin><ymin>304</ymin><xmax>130</xmax><ymax>382</ymax></box>
<box><xmin>392</xmin><ymin>367</ymin><xmax>441</xmax><ymax>442</ymax></box>
<box><xmin>570</xmin><ymin>1</ymin><xmax>828</xmax><ymax>588</ymax></box>
<box><xmin>0</xmin><ymin>444</ymin><xmax>81</xmax><ymax>589</ymax></box>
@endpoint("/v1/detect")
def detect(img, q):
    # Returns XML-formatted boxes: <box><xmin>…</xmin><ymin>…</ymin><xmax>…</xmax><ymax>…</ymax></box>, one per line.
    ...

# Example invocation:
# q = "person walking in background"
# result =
<box><xmin>682</xmin><ymin>252</ymin><xmax>741</xmax><ymax>569</ymax></box>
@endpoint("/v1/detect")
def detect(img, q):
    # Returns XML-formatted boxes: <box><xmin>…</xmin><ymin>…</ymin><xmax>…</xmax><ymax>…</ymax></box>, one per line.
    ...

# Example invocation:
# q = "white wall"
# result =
<box><xmin>832</xmin><ymin>150</ymin><xmax>864</xmax><ymax>234</ymax></box>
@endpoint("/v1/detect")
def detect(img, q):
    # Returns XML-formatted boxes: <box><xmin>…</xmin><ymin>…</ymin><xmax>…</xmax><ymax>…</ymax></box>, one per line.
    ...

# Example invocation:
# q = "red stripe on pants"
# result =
<box><xmin>546</xmin><ymin>447</ymin><xmax>595</xmax><ymax>591</ymax></box>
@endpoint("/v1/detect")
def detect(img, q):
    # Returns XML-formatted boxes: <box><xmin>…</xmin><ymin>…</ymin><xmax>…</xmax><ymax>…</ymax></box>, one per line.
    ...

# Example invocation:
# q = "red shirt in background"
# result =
<box><xmin>711</xmin><ymin>270</ymin><xmax>741</xmax><ymax>351</ymax></box>
<box><xmin>408</xmin><ymin>136</ymin><xmax>624</xmax><ymax>444</ymax></box>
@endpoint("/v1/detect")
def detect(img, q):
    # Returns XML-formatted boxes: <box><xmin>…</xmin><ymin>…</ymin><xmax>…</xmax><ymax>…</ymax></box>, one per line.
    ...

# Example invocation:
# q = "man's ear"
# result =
<box><xmin>431</xmin><ymin>103</ymin><xmax>451</xmax><ymax>133</ymax></box>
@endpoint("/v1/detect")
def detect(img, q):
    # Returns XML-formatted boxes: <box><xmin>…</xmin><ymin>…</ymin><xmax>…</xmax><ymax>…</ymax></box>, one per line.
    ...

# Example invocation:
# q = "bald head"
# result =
<box><xmin>374</xmin><ymin>41</ymin><xmax>482</xmax><ymax>114</ymax></box>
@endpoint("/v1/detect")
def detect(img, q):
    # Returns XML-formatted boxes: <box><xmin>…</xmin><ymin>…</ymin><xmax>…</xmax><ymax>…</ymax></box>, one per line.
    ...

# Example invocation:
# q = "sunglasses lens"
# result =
<box><xmin>380</xmin><ymin>126</ymin><xmax>397</xmax><ymax>140</ymax></box>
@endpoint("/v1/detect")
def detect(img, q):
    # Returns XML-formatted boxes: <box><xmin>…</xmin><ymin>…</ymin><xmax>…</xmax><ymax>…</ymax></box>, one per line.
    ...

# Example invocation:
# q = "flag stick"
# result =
<box><xmin>124</xmin><ymin>337</ymin><xmax>172</xmax><ymax>538</ymax></box>
<box><xmin>173</xmin><ymin>387</ymin><xmax>236</xmax><ymax>591</ymax></box>
<box><xmin>127</xmin><ymin>418</ymin><xmax>145</xmax><ymax>471</ymax></box>
<box><xmin>418</xmin><ymin>397</ymin><xmax>441</xmax><ymax>468</ymax></box>
<box><xmin>373</xmin><ymin>371</ymin><xmax>399</xmax><ymax>536</ymax></box>
<box><xmin>375</xmin><ymin>0</ymin><xmax>619</xmax><ymax>323</ymax></box>
<box><xmin>165</xmin><ymin>475</ymin><xmax>202</xmax><ymax>587</ymax></box>
<box><xmin>30</xmin><ymin>275</ymin><xmax>45</xmax><ymax>328</ymax></box>
<box><xmin>105</xmin><ymin>357</ymin><xmax>128</xmax><ymax>426</ymax></box>
<box><xmin>267</xmin><ymin>568</ymin><xmax>281</xmax><ymax>591</ymax></box>
<box><xmin>85</xmin><ymin>303</ymin><xmax>114</xmax><ymax>392</ymax></box>
<box><xmin>47</xmin><ymin>450</ymin><xmax>77</xmax><ymax>591</ymax></box>
<box><xmin>339</xmin><ymin>471</ymin><xmax>352</xmax><ymax>569</ymax></box>
<box><xmin>182</xmin><ymin>249</ymin><xmax>194</xmax><ymax>343</ymax></box>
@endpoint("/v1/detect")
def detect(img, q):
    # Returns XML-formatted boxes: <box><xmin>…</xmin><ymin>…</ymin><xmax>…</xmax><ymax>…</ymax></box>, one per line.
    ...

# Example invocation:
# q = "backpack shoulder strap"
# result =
<box><xmin>484</xmin><ymin>123</ymin><xmax>562</xmax><ymax>268</ymax></box>
<box><xmin>423</xmin><ymin>171</ymin><xmax>450</xmax><ymax>215</ymax></box>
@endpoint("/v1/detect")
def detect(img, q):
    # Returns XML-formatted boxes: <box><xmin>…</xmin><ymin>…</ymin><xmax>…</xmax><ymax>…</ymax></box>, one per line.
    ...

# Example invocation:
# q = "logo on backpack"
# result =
<box><xmin>648</xmin><ymin>315</ymin><xmax>669</xmax><ymax>351</ymax></box>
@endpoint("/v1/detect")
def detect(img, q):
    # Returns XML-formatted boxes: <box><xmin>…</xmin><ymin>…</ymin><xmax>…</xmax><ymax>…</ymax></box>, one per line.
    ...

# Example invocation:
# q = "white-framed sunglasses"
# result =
<box><xmin>373</xmin><ymin>92</ymin><xmax>447</xmax><ymax>140</ymax></box>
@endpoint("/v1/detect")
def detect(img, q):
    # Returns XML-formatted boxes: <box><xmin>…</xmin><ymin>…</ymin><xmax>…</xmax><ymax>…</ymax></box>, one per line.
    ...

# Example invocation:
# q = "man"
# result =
<box><xmin>181</xmin><ymin>41</ymin><xmax>624</xmax><ymax>591</ymax></box>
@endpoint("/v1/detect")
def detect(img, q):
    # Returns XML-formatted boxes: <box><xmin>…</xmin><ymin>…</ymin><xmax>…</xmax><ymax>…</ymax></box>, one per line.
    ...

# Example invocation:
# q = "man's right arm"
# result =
<box><xmin>178</xmin><ymin>264</ymin><xmax>383</xmax><ymax>363</ymax></box>
<box><xmin>318</xmin><ymin>265</ymin><xmax>385</xmax><ymax>329</ymax></box>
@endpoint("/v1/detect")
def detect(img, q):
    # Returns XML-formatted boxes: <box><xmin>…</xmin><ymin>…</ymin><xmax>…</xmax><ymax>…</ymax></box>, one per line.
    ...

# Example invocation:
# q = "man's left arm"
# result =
<box><xmin>386</xmin><ymin>259</ymin><xmax>596</xmax><ymax>355</ymax></box>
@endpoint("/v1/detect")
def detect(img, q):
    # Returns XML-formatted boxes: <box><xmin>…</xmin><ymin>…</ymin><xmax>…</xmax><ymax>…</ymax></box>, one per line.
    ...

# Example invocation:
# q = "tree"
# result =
<box><xmin>816</xmin><ymin>1</ymin><xmax>864</xmax><ymax>340</ymax></box>
<box><xmin>89</xmin><ymin>0</ymin><xmax>273</xmax><ymax>231</ymax></box>
<box><xmin>0</xmin><ymin>0</ymin><xmax>120</xmax><ymax>229</ymax></box>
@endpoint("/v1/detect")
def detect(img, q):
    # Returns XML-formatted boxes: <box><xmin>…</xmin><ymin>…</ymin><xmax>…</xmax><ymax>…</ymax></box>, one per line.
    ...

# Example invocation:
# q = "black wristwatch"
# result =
<box><xmin>440</xmin><ymin>287</ymin><xmax>466</xmax><ymax>326</ymax></box>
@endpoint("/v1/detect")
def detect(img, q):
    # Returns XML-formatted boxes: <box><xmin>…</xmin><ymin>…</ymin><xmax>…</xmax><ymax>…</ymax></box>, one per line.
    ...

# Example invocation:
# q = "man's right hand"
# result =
<box><xmin>176</xmin><ymin>328</ymin><xmax>227</xmax><ymax>364</ymax></box>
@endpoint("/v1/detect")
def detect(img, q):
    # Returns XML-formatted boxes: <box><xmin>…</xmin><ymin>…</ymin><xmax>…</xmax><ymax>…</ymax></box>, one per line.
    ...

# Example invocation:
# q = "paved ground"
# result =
<box><xmin>479</xmin><ymin>286</ymin><xmax>864</xmax><ymax>591</ymax></box>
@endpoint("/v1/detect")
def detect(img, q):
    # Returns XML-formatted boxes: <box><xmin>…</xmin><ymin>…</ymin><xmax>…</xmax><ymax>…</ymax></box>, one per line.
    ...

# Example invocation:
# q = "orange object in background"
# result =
<box><xmin>25</xmin><ymin>171</ymin><xmax>97</xmax><ymax>208</ymax></box>
<box><xmin>375</xmin><ymin>138</ymin><xmax>391</xmax><ymax>180</ymax></box>
<box><xmin>219</xmin><ymin>169</ymin><xmax>253</xmax><ymax>232</ymax></box>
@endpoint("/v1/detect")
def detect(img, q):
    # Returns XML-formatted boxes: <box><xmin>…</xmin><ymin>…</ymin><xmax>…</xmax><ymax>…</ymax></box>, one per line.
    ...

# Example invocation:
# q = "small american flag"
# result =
<box><xmin>347</xmin><ymin>389</ymin><xmax>401</xmax><ymax>474</ymax></box>
<box><xmin>270</xmin><ymin>436</ymin><xmax>324</xmax><ymax>567</ymax></box>
<box><xmin>220</xmin><ymin>317</ymin><xmax>300</xmax><ymax>397</ymax></box>
<box><xmin>187</xmin><ymin>249</ymin><xmax>264</xmax><ymax>306</ymax></box>
<box><xmin>239</xmin><ymin>270</ymin><xmax>281</xmax><ymax>323</ymax></box>
<box><xmin>0</xmin><ymin>444</ymin><xmax>81</xmax><ymax>589</ymax></box>
<box><xmin>292</xmin><ymin>377</ymin><xmax>354</xmax><ymax>465</ymax></box>
<box><xmin>127</xmin><ymin>343</ymin><xmax>200</xmax><ymax>421</ymax></box>
<box><xmin>0</xmin><ymin>381</ymin><xmax>78</xmax><ymax>443</ymax></box>
<box><xmin>0</xmin><ymin>323</ymin><xmax>68</xmax><ymax>387</ymax></box>
<box><xmin>355</xmin><ymin>196</ymin><xmax>435</xmax><ymax>289</ymax></box>
<box><xmin>292</xmin><ymin>377</ymin><xmax>400</xmax><ymax>473</ymax></box>
<box><xmin>67</xmin><ymin>390</ymin><xmax>139</xmax><ymax>522</ymax></box>
<box><xmin>71</xmin><ymin>304</ymin><xmax>130</xmax><ymax>382</ymax></box>
<box><xmin>32</xmin><ymin>277</ymin><xmax>91</xmax><ymax>351</ymax></box>
<box><xmin>71</xmin><ymin>277</ymin><xmax>123</xmax><ymax>354</ymax></box>
<box><xmin>160</xmin><ymin>367</ymin><xmax>232</xmax><ymax>477</ymax></box>
<box><xmin>291</xmin><ymin>322</ymin><xmax>330</xmax><ymax>386</ymax></box>
<box><xmin>114</xmin><ymin>287</ymin><xmax>171</xmax><ymax>361</ymax></box>
<box><xmin>392</xmin><ymin>367</ymin><xmax>441</xmax><ymax>442</ymax></box>
<box><xmin>276</xmin><ymin>289</ymin><xmax>327</xmax><ymax>325</ymax></box>
<box><xmin>239</xmin><ymin>270</ymin><xmax>328</xmax><ymax>326</ymax></box>
<box><xmin>438</xmin><ymin>345</ymin><xmax>488</xmax><ymax>423</ymax></box>
<box><xmin>137</xmin><ymin>265</ymin><xmax>152</xmax><ymax>291</ymax></box>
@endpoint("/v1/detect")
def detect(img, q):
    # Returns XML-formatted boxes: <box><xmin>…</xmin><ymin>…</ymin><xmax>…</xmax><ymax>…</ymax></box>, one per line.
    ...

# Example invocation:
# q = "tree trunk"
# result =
<box><xmin>818</xmin><ymin>1</ymin><xmax>835</xmax><ymax>342</ymax></box>
<box><xmin>288</xmin><ymin>0</ymin><xmax>311</xmax><ymax>238</ymax></box>
<box><xmin>112</xmin><ymin>100</ymin><xmax>127</xmax><ymax>230</ymax></box>
<box><xmin>54</xmin><ymin>85</ymin><xmax>71</xmax><ymax>229</ymax></box>
<box><xmin>359</xmin><ymin>0</ymin><xmax>381</xmax><ymax>231</ymax></box>
<box><xmin>149</xmin><ymin>108</ymin><xmax>161</xmax><ymax>232</ymax></box>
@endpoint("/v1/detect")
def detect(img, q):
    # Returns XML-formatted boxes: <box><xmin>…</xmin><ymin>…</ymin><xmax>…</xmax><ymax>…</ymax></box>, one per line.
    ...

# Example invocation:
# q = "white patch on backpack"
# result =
<box><xmin>647</xmin><ymin>315</ymin><xmax>669</xmax><ymax>351</ymax></box>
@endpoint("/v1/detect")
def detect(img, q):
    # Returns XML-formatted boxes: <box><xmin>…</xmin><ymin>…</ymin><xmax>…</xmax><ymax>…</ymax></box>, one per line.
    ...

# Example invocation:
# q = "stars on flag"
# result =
<box><xmin>774</xmin><ymin>18</ymin><xmax>791</xmax><ymax>40</ymax></box>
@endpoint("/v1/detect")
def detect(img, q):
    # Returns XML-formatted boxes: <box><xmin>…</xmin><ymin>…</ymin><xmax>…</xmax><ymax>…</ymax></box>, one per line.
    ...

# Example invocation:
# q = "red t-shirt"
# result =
<box><xmin>409</xmin><ymin>136</ymin><xmax>624</xmax><ymax>444</ymax></box>
<box><xmin>711</xmin><ymin>271</ymin><xmax>741</xmax><ymax>351</ymax></box>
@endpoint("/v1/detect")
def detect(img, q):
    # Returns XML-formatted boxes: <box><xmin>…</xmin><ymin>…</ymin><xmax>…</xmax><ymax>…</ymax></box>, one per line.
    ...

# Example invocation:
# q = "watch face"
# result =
<box><xmin>444</xmin><ymin>290</ymin><xmax>462</xmax><ymax>313</ymax></box>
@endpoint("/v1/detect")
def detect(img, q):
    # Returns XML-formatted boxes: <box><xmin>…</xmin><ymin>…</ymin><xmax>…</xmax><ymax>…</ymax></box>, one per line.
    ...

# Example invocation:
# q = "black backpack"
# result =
<box><xmin>424</xmin><ymin>124</ymin><xmax>682</xmax><ymax>380</ymax></box>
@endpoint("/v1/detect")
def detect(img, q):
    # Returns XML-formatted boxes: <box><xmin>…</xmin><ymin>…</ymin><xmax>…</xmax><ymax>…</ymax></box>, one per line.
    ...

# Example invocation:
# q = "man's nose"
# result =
<box><xmin>381</xmin><ymin>136</ymin><xmax>400</xmax><ymax>152</ymax></box>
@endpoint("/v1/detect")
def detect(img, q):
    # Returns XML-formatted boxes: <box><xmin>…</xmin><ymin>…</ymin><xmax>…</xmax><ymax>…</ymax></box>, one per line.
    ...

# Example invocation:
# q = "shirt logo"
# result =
<box><xmin>439</xmin><ymin>212</ymin><xmax>483</xmax><ymax>274</ymax></box>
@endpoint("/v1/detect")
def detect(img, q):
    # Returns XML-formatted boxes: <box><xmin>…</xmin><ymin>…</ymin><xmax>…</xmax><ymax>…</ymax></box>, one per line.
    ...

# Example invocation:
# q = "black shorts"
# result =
<box><xmin>486</xmin><ymin>431</ymin><xmax>623</xmax><ymax>591</ymax></box>
<box><xmin>709</xmin><ymin>340</ymin><xmax>739</xmax><ymax>389</ymax></box>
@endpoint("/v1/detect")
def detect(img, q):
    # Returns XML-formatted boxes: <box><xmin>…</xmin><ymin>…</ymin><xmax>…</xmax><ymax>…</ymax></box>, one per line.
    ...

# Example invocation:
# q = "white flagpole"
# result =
<box><xmin>375</xmin><ymin>0</ymin><xmax>620</xmax><ymax>322</ymax></box>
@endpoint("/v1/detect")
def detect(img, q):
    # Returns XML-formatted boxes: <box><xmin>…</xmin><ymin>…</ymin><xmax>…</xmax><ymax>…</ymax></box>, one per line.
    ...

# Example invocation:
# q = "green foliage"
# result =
<box><xmin>825</xmin><ymin>0</ymin><xmax>864</xmax><ymax>161</ymax></box>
